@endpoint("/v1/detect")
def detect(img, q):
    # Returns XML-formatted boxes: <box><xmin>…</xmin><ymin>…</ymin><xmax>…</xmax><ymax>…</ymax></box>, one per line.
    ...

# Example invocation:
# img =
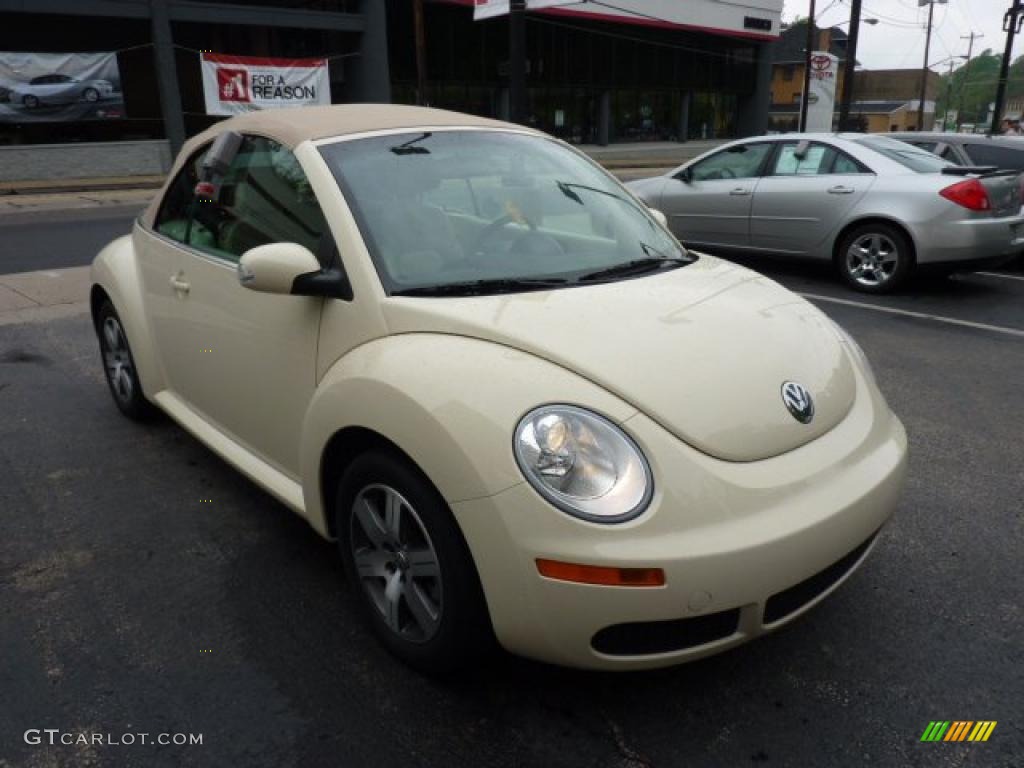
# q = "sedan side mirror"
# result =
<box><xmin>238</xmin><ymin>242</ymin><xmax>321</xmax><ymax>295</ymax></box>
<box><xmin>676</xmin><ymin>168</ymin><xmax>693</xmax><ymax>183</ymax></box>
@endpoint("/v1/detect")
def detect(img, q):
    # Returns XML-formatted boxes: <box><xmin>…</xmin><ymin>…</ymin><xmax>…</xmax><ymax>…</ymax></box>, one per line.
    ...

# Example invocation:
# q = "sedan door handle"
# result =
<box><xmin>169</xmin><ymin>274</ymin><xmax>191</xmax><ymax>295</ymax></box>
<box><xmin>827</xmin><ymin>185</ymin><xmax>855</xmax><ymax>194</ymax></box>
<box><xmin>729</xmin><ymin>188</ymin><xmax>751</xmax><ymax>196</ymax></box>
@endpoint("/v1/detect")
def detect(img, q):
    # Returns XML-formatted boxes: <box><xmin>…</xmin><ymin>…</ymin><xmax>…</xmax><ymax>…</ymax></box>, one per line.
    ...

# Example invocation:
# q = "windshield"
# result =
<box><xmin>319</xmin><ymin>130</ymin><xmax>689</xmax><ymax>295</ymax></box>
<box><xmin>853</xmin><ymin>135</ymin><xmax>953</xmax><ymax>173</ymax></box>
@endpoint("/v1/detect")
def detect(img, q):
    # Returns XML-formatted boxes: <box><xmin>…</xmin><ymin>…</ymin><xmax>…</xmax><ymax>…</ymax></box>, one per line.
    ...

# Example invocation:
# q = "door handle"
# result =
<box><xmin>729</xmin><ymin>188</ymin><xmax>751</xmax><ymax>196</ymax></box>
<box><xmin>828</xmin><ymin>186</ymin><xmax>855</xmax><ymax>194</ymax></box>
<box><xmin>169</xmin><ymin>274</ymin><xmax>191</xmax><ymax>295</ymax></box>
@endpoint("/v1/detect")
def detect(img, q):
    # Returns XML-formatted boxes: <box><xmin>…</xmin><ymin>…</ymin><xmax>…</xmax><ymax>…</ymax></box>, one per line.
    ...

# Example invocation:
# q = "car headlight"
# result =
<box><xmin>513</xmin><ymin>405</ymin><xmax>653</xmax><ymax>523</ymax></box>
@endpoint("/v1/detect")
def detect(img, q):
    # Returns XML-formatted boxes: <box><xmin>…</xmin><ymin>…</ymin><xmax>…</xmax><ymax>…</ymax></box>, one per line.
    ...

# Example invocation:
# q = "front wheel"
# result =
<box><xmin>22</xmin><ymin>94</ymin><xmax>38</xmax><ymax>109</ymax></box>
<box><xmin>335</xmin><ymin>452</ymin><xmax>493</xmax><ymax>674</ymax></box>
<box><xmin>96</xmin><ymin>300</ymin><xmax>155</xmax><ymax>420</ymax></box>
<box><xmin>836</xmin><ymin>223</ymin><xmax>913</xmax><ymax>294</ymax></box>
<box><xmin>82</xmin><ymin>87</ymin><xmax>100</xmax><ymax>102</ymax></box>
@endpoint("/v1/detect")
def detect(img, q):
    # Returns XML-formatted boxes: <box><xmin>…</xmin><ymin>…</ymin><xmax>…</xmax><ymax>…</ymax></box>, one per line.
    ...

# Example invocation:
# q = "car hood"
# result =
<box><xmin>381</xmin><ymin>256</ymin><xmax>856</xmax><ymax>462</ymax></box>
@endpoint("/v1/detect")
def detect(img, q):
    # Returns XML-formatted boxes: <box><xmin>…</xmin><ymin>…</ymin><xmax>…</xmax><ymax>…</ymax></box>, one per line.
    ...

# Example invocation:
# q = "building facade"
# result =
<box><xmin>0</xmin><ymin>0</ymin><xmax>782</xmax><ymax>153</ymax></box>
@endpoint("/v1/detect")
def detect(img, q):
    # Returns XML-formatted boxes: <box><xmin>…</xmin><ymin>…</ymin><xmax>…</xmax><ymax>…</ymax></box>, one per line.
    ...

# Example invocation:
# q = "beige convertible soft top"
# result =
<box><xmin>142</xmin><ymin>104</ymin><xmax>532</xmax><ymax>229</ymax></box>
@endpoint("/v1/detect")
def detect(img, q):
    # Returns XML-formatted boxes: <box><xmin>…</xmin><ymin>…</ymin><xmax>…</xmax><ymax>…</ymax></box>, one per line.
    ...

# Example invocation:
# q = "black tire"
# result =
<box><xmin>82</xmin><ymin>87</ymin><xmax>100</xmax><ymax>103</ymax></box>
<box><xmin>835</xmin><ymin>222</ymin><xmax>913</xmax><ymax>294</ymax></box>
<box><xmin>95</xmin><ymin>300</ymin><xmax>156</xmax><ymax>420</ymax></box>
<box><xmin>22</xmin><ymin>95</ymin><xmax>38</xmax><ymax>109</ymax></box>
<box><xmin>335</xmin><ymin>451</ymin><xmax>494</xmax><ymax>675</ymax></box>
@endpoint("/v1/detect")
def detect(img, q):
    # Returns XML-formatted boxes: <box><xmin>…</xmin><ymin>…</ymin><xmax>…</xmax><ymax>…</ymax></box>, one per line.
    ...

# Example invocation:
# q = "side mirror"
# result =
<box><xmin>648</xmin><ymin>208</ymin><xmax>668</xmax><ymax>228</ymax></box>
<box><xmin>238</xmin><ymin>243</ymin><xmax>321</xmax><ymax>295</ymax></box>
<box><xmin>676</xmin><ymin>167</ymin><xmax>693</xmax><ymax>183</ymax></box>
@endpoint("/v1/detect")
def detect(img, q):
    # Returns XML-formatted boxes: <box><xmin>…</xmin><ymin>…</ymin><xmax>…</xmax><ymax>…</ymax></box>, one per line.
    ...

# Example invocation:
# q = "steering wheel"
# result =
<box><xmin>471</xmin><ymin>212</ymin><xmax>566</xmax><ymax>260</ymax></box>
<box><xmin>718</xmin><ymin>167</ymin><xmax>737</xmax><ymax>179</ymax></box>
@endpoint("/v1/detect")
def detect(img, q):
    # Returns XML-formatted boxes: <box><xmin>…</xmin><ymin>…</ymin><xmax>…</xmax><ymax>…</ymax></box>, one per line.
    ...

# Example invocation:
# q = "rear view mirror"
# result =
<box><xmin>195</xmin><ymin>130</ymin><xmax>242</xmax><ymax>199</ymax></box>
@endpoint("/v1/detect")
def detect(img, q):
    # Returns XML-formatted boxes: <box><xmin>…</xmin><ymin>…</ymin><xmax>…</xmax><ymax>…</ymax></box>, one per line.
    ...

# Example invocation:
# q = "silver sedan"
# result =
<box><xmin>626</xmin><ymin>134</ymin><xmax>1024</xmax><ymax>293</ymax></box>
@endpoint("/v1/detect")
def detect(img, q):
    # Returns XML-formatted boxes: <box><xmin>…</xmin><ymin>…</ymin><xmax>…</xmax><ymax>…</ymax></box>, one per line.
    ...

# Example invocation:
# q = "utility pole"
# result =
<box><xmin>916</xmin><ymin>0</ymin><xmax>945</xmax><ymax>132</ymax></box>
<box><xmin>942</xmin><ymin>59</ymin><xmax>956</xmax><ymax>131</ymax></box>
<box><xmin>992</xmin><ymin>1</ymin><xmax>1024</xmax><ymax>135</ymax></box>
<box><xmin>799</xmin><ymin>0</ymin><xmax>817</xmax><ymax>132</ymax></box>
<box><xmin>509</xmin><ymin>0</ymin><xmax>527</xmax><ymax>124</ymax></box>
<box><xmin>956</xmin><ymin>31</ymin><xmax>982</xmax><ymax>131</ymax></box>
<box><xmin>838</xmin><ymin>0</ymin><xmax>862</xmax><ymax>131</ymax></box>
<box><xmin>412</xmin><ymin>0</ymin><xmax>428</xmax><ymax>106</ymax></box>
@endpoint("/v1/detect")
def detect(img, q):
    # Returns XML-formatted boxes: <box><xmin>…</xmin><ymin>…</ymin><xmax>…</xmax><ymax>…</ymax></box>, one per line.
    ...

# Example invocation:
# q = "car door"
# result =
<box><xmin>155</xmin><ymin>135</ymin><xmax>332</xmax><ymax>478</ymax></box>
<box><xmin>749</xmin><ymin>141</ymin><xmax>875</xmax><ymax>256</ymax></box>
<box><xmin>659</xmin><ymin>142</ymin><xmax>773</xmax><ymax>249</ymax></box>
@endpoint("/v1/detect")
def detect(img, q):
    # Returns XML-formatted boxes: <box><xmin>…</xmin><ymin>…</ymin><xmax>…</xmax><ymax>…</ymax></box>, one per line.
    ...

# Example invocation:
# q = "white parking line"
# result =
<box><xmin>975</xmin><ymin>271</ymin><xmax>1024</xmax><ymax>283</ymax></box>
<box><xmin>798</xmin><ymin>292</ymin><xmax>1024</xmax><ymax>339</ymax></box>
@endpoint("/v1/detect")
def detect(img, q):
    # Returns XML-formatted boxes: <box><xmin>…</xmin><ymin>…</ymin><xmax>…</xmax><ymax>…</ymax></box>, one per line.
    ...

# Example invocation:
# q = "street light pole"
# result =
<box><xmin>412</xmin><ymin>0</ymin><xmax>428</xmax><ymax>106</ymax></box>
<box><xmin>838</xmin><ymin>0</ymin><xmax>862</xmax><ymax>130</ymax></box>
<box><xmin>956</xmin><ymin>31</ymin><xmax>982</xmax><ymax>131</ymax></box>
<box><xmin>799</xmin><ymin>0</ymin><xmax>817</xmax><ymax>133</ymax></box>
<box><xmin>509</xmin><ymin>0</ymin><xmax>527</xmax><ymax>124</ymax></box>
<box><xmin>991</xmin><ymin>1</ymin><xmax>1024</xmax><ymax>135</ymax></box>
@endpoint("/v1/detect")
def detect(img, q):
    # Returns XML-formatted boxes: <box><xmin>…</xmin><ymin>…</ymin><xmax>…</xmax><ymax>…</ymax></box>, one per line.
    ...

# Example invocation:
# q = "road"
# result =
<box><xmin>0</xmin><ymin>211</ymin><xmax>1021</xmax><ymax>767</ymax></box>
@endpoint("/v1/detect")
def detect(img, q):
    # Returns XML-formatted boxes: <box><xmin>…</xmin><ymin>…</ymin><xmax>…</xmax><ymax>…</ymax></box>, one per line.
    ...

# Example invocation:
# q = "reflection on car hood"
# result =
<box><xmin>381</xmin><ymin>255</ymin><xmax>856</xmax><ymax>462</ymax></box>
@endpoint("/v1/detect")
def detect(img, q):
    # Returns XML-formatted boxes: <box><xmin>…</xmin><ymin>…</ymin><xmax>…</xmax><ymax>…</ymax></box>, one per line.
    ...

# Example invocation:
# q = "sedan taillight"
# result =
<box><xmin>939</xmin><ymin>178</ymin><xmax>991</xmax><ymax>211</ymax></box>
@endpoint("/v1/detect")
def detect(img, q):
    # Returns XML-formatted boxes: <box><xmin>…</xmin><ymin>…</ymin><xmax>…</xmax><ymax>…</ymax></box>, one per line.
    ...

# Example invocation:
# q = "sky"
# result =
<box><xmin>781</xmin><ymin>0</ymin><xmax>1017</xmax><ymax>73</ymax></box>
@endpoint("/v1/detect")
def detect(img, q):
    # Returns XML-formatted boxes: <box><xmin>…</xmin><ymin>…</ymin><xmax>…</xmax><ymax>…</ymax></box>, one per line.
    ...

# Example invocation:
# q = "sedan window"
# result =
<box><xmin>854</xmin><ymin>136</ymin><xmax>951</xmax><ymax>173</ymax></box>
<box><xmin>689</xmin><ymin>143</ymin><xmax>772</xmax><ymax>181</ymax></box>
<box><xmin>963</xmin><ymin>143</ymin><xmax>1024</xmax><ymax>171</ymax></box>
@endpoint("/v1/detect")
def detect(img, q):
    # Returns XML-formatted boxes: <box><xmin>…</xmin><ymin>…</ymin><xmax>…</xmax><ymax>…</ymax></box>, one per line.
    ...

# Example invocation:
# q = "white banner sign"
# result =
<box><xmin>0</xmin><ymin>51</ymin><xmax>124</xmax><ymax>122</ymax></box>
<box><xmin>201</xmin><ymin>53</ymin><xmax>330</xmax><ymax>116</ymax></box>
<box><xmin>473</xmin><ymin>0</ymin><xmax>577</xmax><ymax>20</ymax></box>
<box><xmin>805</xmin><ymin>51</ymin><xmax>838</xmax><ymax>133</ymax></box>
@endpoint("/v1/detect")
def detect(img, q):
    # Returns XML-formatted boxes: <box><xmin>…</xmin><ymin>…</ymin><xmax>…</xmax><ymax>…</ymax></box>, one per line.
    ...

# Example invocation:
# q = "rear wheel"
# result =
<box><xmin>335</xmin><ymin>452</ymin><xmax>493</xmax><ymax>674</ymax></box>
<box><xmin>96</xmin><ymin>300</ymin><xmax>155</xmax><ymax>420</ymax></box>
<box><xmin>82</xmin><ymin>87</ymin><xmax>100</xmax><ymax>102</ymax></box>
<box><xmin>836</xmin><ymin>222</ymin><xmax>913</xmax><ymax>294</ymax></box>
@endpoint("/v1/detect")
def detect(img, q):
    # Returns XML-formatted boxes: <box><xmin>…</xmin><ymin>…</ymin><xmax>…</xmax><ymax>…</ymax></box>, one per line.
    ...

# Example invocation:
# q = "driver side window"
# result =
<box><xmin>688</xmin><ymin>143</ymin><xmax>772</xmax><ymax>181</ymax></box>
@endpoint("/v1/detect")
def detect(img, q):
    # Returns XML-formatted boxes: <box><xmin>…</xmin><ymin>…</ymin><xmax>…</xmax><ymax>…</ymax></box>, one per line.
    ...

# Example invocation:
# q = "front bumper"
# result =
<box><xmin>913</xmin><ymin>212</ymin><xmax>1024</xmax><ymax>265</ymax></box>
<box><xmin>452</xmin><ymin>366</ymin><xmax>908</xmax><ymax>670</ymax></box>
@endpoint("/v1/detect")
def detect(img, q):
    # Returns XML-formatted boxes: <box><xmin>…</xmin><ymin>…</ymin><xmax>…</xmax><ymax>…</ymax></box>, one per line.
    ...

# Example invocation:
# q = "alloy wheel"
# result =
<box><xmin>350</xmin><ymin>484</ymin><xmax>443</xmax><ymax>643</ymax></box>
<box><xmin>846</xmin><ymin>233</ymin><xmax>899</xmax><ymax>288</ymax></box>
<box><xmin>101</xmin><ymin>315</ymin><xmax>135</xmax><ymax>404</ymax></box>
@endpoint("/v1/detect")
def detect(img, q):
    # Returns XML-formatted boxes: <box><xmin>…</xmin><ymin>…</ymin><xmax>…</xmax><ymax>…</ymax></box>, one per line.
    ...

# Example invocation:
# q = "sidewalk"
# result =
<box><xmin>0</xmin><ymin>267</ymin><xmax>90</xmax><ymax>326</ymax></box>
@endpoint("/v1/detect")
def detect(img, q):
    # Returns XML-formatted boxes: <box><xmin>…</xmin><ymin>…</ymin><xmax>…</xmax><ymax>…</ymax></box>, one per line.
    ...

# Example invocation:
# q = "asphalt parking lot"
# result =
<box><xmin>1</xmin><ymin>209</ymin><xmax>1021</xmax><ymax>767</ymax></box>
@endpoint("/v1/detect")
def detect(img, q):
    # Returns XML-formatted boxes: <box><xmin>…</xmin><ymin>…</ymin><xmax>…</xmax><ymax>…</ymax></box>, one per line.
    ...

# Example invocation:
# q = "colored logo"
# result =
<box><xmin>810</xmin><ymin>54</ymin><xmax>832</xmax><ymax>71</ymax></box>
<box><xmin>216</xmin><ymin>67</ymin><xmax>250</xmax><ymax>102</ymax></box>
<box><xmin>920</xmin><ymin>721</ymin><xmax>997</xmax><ymax>742</ymax></box>
<box><xmin>781</xmin><ymin>381</ymin><xmax>815</xmax><ymax>424</ymax></box>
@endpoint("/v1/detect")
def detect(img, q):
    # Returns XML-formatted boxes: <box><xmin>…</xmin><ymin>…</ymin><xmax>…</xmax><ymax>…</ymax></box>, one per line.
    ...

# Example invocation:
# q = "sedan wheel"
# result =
<box><xmin>335</xmin><ymin>452</ymin><xmax>493</xmax><ymax>674</ymax></box>
<box><xmin>837</xmin><ymin>223</ymin><xmax>912</xmax><ymax>294</ymax></box>
<box><xmin>83</xmin><ymin>87</ymin><xmax>100</xmax><ymax>102</ymax></box>
<box><xmin>96</xmin><ymin>300</ymin><xmax>155</xmax><ymax>420</ymax></box>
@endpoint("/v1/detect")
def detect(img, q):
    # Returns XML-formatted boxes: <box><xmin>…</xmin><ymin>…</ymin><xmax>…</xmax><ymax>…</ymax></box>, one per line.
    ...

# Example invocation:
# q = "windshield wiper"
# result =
<box><xmin>577</xmin><ymin>257</ymin><xmax>686</xmax><ymax>283</ymax></box>
<box><xmin>392</xmin><ymin>276</ymin><xmax>569</xmax><ymax>297</ymax></box>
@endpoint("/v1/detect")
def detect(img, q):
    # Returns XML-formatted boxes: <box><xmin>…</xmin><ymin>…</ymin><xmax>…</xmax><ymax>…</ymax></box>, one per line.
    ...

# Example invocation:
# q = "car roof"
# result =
<box><xmin>185</xmin><ymin>104</ymin><xmax>531</xmax><ymax>150</ymax></box>
<box><xmin>885</xmin><ymin>131</ymin><xmax>1024</xmax><ymax>146</ymax></box>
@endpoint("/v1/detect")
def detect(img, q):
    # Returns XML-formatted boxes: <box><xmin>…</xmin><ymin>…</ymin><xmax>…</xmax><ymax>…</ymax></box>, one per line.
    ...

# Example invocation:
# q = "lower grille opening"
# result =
<box><xmin>592</xmin><ymin>608</ymin><xmax>741</xmax><ymax>656</ymax></box>
<box><xmin>763</xmin><ymin>530</ymin><xmax>879</xmax><ymax>625</ymax></box>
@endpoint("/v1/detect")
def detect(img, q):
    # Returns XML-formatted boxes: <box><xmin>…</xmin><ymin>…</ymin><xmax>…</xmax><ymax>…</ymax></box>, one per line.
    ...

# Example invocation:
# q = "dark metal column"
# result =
<box><xmin>150</xmin><ymin>0</ymin><xmax>186</xmax><ymax>155</ymax></box>
<box><xmin>738</xmin><ymin>40</ymin><xmax>774</xmax><ymax>137</ymax></box>
<box><xmin>597</xmin><ymin>90</ymin><xmax>610</xmax><ymax>146</ymax></box>
<box><xmin>346</xmin><ymin>0</ymin><xmax>391</xmax><ymax>102</ymax></box>
<box><xmin>678</xmin><ymin>90</ymin><xmax>691</xmax><ymax>142</ymax></box>
<box><xmin>838</xmin><ymin>0</ymin><xmax>862</xmax><ymax>130</ymax></box>
<box><xmin>509</xmin><ymin>0</ymin><xmax>527</xmax><ymax>124</ymax></box>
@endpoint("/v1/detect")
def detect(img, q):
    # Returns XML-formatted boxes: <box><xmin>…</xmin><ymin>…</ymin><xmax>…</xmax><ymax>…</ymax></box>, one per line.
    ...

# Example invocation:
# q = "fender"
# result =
<box><xmin>298</xmin><ymin>333</ymin><xmax>637</xmax><ymax>537</ymax></box>
<box><xmin>90</xmin><ymin>228</ymin><xmax>166</xmax><ymax>399</ymax></box>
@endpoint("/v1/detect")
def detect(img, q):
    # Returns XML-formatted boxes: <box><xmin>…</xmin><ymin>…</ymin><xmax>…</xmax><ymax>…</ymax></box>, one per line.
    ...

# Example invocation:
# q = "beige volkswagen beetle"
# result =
<box><xmin>90</xmin><ymin>105</ymin><xmax>908</xmax><ymax>672</ymax></box>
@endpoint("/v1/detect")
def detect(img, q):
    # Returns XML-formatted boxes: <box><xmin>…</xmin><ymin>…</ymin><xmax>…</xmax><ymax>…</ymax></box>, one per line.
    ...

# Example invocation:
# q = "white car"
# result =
<box><xmin>90</xmin><ymin>106</ymin><xmax>908</xmax><ymax>672</ymax></box>
<box><xmin>10</xmin><ymin>74</ymin><xmax>114</xmax><ymax>108</ymax></box>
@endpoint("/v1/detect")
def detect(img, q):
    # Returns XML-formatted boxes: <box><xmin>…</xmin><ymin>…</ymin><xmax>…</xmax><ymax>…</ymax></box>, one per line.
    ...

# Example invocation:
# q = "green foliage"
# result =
<box><xmin>935</xmin><ymin>50</ymin><xmax>1024</xmax><ymax>126</ymax></box>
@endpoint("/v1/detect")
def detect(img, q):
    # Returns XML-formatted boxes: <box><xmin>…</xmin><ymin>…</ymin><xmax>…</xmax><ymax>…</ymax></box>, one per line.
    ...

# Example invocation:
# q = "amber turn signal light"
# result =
<box><xmin>536</xmin><ymin>559</ymin><xmax>665</xmax><ymax>587</ymax></box>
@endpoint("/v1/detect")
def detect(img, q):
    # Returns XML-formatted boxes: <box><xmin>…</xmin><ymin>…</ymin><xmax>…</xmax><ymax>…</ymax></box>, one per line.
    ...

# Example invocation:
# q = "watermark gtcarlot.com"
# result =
<box><xmin>25</xmin><ymin>729</ymin><xmax>203</xmax><ymax>747</ymax></box>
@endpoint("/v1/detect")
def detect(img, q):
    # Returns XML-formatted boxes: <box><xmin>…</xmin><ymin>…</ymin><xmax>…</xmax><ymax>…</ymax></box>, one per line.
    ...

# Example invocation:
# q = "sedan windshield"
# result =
<box><xmin>319</xmin><ymin>130</ymin><xmax>690</xmax><ymax>295</ymax></box>
<box><xmin>853</xmin><ymin>135</ymin><xmax>953</xmax><ymax>173</ymax></box>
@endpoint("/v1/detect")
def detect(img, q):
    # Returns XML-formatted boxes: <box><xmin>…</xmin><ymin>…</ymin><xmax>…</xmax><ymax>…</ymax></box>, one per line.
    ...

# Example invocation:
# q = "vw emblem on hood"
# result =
<box><xmin>781</xmin><ymin>381</ymin><xmax>815</xmax><ymax>424</ymax></box>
